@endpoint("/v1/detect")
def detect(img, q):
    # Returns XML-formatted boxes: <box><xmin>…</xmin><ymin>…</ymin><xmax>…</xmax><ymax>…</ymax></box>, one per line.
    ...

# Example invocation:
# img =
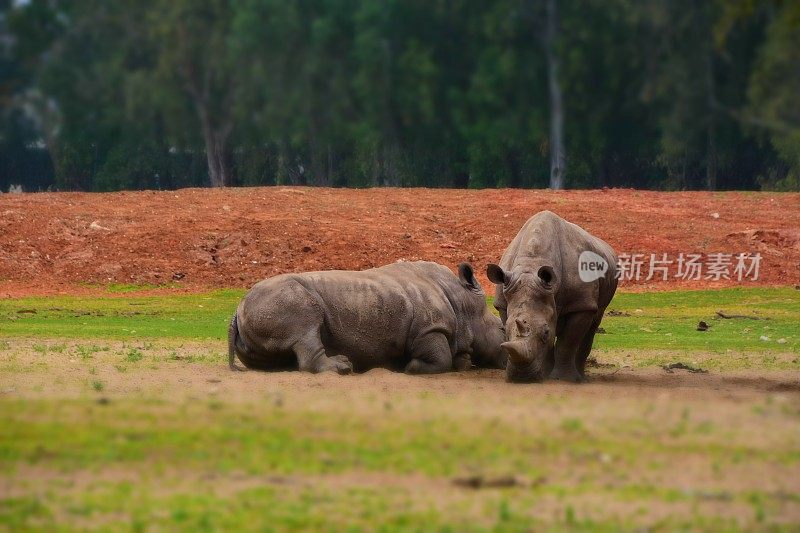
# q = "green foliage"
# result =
<box><xmin>746</xmin><ymin>3</ymin><xmax>800</xmax><ymax>190</ymax></box>
<box><xmin>2</xmin><ymin>0</ymin><xmax>799</xmax><ymax>190</ymax></box>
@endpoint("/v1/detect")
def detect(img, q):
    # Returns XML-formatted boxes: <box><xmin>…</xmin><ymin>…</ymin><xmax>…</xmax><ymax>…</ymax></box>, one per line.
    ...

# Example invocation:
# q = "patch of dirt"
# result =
<box><xmin>2</xmin><ymin>339</ymin><xmax>799</xmax><ymax>403</ymax></box>
<box><xmin>1</xmin><ymin>188</ymin><xmax>799</xmax><ymax>296</ymax></box>
<box><xmin>727</xmin><ymin>228</ymin><xmax>800</xmax><ymax>255</ymax></box>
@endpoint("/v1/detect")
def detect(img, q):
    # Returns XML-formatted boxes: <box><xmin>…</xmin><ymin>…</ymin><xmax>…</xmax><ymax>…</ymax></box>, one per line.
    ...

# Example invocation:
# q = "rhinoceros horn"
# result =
<box><xmin>500</xmin><ymin>339</ymin><xmax>531</xmax><ymax>364</ymax></box>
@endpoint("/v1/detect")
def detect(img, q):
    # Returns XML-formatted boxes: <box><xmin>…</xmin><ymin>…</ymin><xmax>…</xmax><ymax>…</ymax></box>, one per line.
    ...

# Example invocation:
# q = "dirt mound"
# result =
<box><xmin>1</xmin><ymin>187</ymin><xmax>798</xmax><ymax>295</ymax></box>
<box><xmin>726</xmin><ymin>229</ymin><xmax>800</xmax><ymax>254</ymax></box>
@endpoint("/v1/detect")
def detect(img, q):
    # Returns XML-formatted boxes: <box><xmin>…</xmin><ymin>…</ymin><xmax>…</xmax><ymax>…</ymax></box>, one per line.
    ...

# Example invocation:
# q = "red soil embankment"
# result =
<box><xmin>1</xmin><ymin>187</ymin><xmax>798</xmax><ymax>296</ymax></box>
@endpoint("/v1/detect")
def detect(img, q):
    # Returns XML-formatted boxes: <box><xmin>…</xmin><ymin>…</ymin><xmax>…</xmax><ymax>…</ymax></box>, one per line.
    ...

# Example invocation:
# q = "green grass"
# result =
<box><xmin>597</xmin><ymin>287</ymin><xmax>800</xmax><ymax>353</ymax></box>
<box><xmin>80</xmin><ymin>282</ymin><xmax>183</xmax><ymax>293</ymax></box>
<box><xmin>0</xmin><ymin>289</ymin><xmax>243</xmax><ymax>340</ymax></box>
<box><xmin>8</xmin><ymin>398</ymin><xmax>792</xmax><ymax>476</ymax></box>
<box><xmin>125</xmin><ymin>347</ymin><xmax>143</xmax><ymax>363</ymax></box>
<box><xmin>1</xmin><ymin>287</ymin><xmax>797</xmax><ymax>354</ymax></box>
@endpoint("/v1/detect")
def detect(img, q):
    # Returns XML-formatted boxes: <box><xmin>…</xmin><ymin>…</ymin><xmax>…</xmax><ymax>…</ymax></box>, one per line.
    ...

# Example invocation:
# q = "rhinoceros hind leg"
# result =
<box><xmin>405</xmin><ymin>333</ymin><xmax>452</xmax><ymax>374</ymax></box>
<box><xmin>294</xmin><ymin>335</ymin><xmax>352</xmax><ymax>375</ymax></box>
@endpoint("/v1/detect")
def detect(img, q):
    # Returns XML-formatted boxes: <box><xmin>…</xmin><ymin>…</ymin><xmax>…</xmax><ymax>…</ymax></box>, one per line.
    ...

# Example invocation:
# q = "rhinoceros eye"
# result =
<box><xmin>540</xmin><ymin>325</ymin><xmax>550</xmax><ymax>342</ymax></box>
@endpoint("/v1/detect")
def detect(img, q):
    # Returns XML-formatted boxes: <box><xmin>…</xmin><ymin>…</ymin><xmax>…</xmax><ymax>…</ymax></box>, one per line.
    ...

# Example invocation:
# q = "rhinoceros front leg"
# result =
<box><xmin>576</xmin><ymin>317</ymin><xmax>602</xmax><ymax>378</ymax></box>
<box><xmin>550</xmin><ymin>311</ymin><xmax>594</xmax><ymax>383</ymax></box>
<box><xmin>452</xmin><ymin>352</ymin><xmax>472</xmax><ymax>372</ymax></box>
<box><xmin>293</xmin><ymin>333</ymin><xmax>352</xmax><ymax>375</ymax></box>
<box><xmin>405</xmin><ymin>333</ymin><xmax>453</xmax><ymax>375</ymax></box>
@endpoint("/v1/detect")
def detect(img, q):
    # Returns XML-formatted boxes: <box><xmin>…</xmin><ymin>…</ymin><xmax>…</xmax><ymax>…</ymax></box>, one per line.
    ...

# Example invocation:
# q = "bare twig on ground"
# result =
<box><xmin>662</xmin><ymin>362</ymin><xmax>708</xmax><ymax>374</ymax></box>
<box><xmin>716</xmin><ymin>310</ymin><xmax>764</xmax><ymax>320</ymax></box>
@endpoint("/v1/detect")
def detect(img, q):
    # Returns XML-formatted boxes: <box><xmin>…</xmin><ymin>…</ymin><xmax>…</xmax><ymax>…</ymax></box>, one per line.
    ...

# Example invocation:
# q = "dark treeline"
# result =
<box><xmin>0</xmin><ymin>0</ymin><xmax>798</xmax><ymax>192</ymax></box>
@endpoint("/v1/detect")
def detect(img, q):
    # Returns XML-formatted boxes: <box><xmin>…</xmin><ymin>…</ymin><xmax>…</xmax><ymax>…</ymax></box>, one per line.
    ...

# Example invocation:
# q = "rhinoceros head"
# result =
<box><xmin>487</xmin><ymin>263</ymin><xmax>558</xmax><ymax>382</ymax></box>
<box><xmin>456</xmin><ymin>263</ymin><xmax>507</xmax><ymax>369</ymax></box>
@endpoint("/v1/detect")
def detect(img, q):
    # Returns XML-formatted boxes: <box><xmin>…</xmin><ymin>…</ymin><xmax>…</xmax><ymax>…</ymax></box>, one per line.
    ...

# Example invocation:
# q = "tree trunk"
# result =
<box><xmin>705</xmin><ymin>51</ymin><xmax>717</xmax><ymax>191</ymax></box>
<box><xmin>184</xmin><ymin>67</ymin><xmax>235</xmax><ymax>188</ymax></box>
<box><xmin>202</xmin><ymin>124</ymin><xmax>233</xmax><ymax>188</ymax></box>
<box><xmin>307</xmin><ymin>112</ymin><xmax>330</xmax><ymax>186</ymax></box>
<box><xmin>545</xmin><ymin>0</ymin><xmax>565</xmax><ymax>190</ymax></box>
<box><xmin>596</xmin><ymin>159</ymin><xmax>607</xmax><ymax>188</ymax></box>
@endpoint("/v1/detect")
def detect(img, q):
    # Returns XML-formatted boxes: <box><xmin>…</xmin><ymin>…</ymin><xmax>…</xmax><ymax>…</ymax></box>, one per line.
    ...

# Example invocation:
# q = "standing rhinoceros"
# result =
<box><xmin>487</xmin><ymin>211</ymin><xmax>617</xmax><ymax>383</ymax></box>
<box><xmin>229</xmin><ymin>261</ymin><xmax>506</xmax><ymax>374</ymax></box>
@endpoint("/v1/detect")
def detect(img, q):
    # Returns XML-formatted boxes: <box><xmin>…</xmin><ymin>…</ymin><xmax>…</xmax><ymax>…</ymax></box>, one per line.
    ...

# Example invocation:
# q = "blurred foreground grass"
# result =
<box><xmin>2</xmin><ymin>380</ymin><xmax>799</xmax><ymax>530</ymax></box>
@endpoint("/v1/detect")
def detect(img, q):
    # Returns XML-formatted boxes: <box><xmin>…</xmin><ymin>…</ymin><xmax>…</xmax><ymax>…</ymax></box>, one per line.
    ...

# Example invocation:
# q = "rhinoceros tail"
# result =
<box><xmin>228</xmin><ymin>314</ymin><xmax>247</xmax><ymax>372</ymax></box>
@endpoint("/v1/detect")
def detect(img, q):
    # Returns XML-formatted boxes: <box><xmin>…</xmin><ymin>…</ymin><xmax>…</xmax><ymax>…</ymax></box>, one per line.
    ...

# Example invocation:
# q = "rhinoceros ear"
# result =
<box><xmin>458</xmin><ymin>262</ymin><xmax>482</xmax><ymax>293</ymax></box>
<box><xmin>486</xmin><ymin>264</ymin><xmax>508</xmax><ymax>285</ymax></box>
<box><xmin>537</xmin><ymin>265</ymin><xmax>557</xmax><ymax>288</ymax></box>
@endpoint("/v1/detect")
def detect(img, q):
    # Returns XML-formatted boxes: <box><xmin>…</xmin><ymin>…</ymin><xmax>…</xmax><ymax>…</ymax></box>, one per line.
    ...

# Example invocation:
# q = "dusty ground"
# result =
<box><xmin>1</xmin><ymin>187</ymin><xmax>799</xmax><ymax>296</ymax></box>
<box><xmin>3</xmin><ymin>339</ymin><xmax>798</xmax><ymax>402</ymax></box>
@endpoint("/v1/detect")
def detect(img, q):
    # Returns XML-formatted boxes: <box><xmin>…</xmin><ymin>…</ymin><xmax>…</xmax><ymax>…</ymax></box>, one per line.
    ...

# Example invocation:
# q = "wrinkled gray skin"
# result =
<box><xmin>488</xmin><ymin>211</ymin><xmax>617</xmax><ymax>383</ymax></box>
<box><xmin>229</xmin><ymin>261</ymin><xmax>506</xmax><ymax>375</ymax></box>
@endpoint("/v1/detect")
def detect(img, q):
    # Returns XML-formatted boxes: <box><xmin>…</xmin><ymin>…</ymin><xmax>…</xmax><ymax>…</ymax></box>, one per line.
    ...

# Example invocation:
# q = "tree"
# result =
<box><xmin>5</xmin><ymin>0</ymin><xmax>175</xmax><ymax>191</ymax></box>
<box><xmin>544</xmin><ymin>0</ymin><xmax>564</xmax><ymax>189</ymax></box>
<box><xmin>717</xmin><ymin>0</ymin><xmax>800</xmax><ymax>190</ymax></box>
<box><xmin>2</xmin><ymin>0</ymin><xmax>64</xmax><ymax>189</ymax></box>
<box><xmin>456</xmin><ymin>0</ymin><xmax>548</xmax><ymax>188</ymax></box>
<box><xmin>632</xmin><ymin>0</ymin><xmax>768</xmax><ymax>191</ymax></box>
<box><xmin>150</xmin><ymin>0</ymin><xmax>241</xmax><ymax>187</ymax></box>
<box><xmin>2</xmin><ymin>0</ymin><xmax>797</xmax><ymax>192</ymax></box>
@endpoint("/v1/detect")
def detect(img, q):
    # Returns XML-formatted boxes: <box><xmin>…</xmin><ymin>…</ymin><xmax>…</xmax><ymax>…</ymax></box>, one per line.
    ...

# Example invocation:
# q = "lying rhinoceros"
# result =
<box><xmin>487</xmin><ymin>211</ymin><xmax>617</xmax><ymax>383</ymax></box>
<box><xmin>229</xmin><ymin>261</ymin><xmax>506</xmax><ymax>374</ymax></box>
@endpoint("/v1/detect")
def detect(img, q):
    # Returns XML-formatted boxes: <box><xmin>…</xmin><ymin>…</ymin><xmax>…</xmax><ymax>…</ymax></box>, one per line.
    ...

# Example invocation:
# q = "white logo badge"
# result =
<box><xmin>578</xmin><ymin>251</ymin><xmax>608</xmax><ymax>282</ymax></box>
